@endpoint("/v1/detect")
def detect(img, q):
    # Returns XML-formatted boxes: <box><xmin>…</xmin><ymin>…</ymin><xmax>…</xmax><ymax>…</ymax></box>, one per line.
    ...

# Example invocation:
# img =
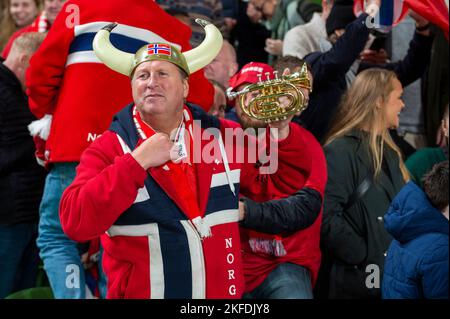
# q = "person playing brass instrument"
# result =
<box><xmin>226</xmin><ymin>60</ymin><xmax>328</xmax><ymax>299</ymax></box>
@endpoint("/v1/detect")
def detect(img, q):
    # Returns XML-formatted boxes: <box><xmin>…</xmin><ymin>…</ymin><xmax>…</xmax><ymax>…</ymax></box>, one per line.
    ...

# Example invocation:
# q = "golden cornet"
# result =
<box><xmin>227</xmin><ymin>63</ymin><xmax>312</xmax><ymax>123</ymax></box>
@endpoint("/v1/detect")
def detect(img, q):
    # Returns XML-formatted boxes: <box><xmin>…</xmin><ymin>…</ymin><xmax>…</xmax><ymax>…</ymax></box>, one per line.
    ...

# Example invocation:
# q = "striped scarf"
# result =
<box><xmin>32</xmin><ymin>11</ymin><xmax>50</xmax><ymax>33</ymax></box>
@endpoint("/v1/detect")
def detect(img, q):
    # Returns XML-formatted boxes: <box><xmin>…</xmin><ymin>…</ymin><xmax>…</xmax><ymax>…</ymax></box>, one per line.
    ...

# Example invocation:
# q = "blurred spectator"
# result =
<box><xmin>295</xmin><ymin>1</ymin><xmax>433</xmax><ymax>144</ymax></box>
<box><xmin>283</xmin><ymin>0</ymin><xmax>332</xmax><ymax>59</ymax></box>
<box><xmin>406</xmin><ymin>104</ymin><xmax>449</xmax><ymax>188</ymax></box>
<box><xmin>156</xmin><ymin>0</ymin><xmax>228</xmax><ymax>47</ymax></box>
<box><xmin>204</xmin><ymin>40</ymin><xmax>239</xmax><ymax>89</ymax></box>
<box><xmin>383</xmin><ymin>161</ymin><xmax>449</xmax><ymax>299</ymax></box>
<box><xmin>247</xmin><ymin>0</ymin><xmax>308</xmax><ymax>60</ymax></box>
<box><xmin>208</xmin><ymin>80</ymin><xmax>227</xmax><ymax>118</ymax></box>
<box><xmin>232</xmin><ymin>1</ymin><xmax>270</xmax><ymax>68</ymax></box>
<box><xmin>0</xmin><ymin>32</ymin><xmax>47</xmax><ymax>299</ymax></box>
<box><xmin>221</xmin><ymin>0</ymin><xmax>239</xmax><ymax>34</ymax></box>
<box><xmin>321</xmin><ymin>69</ymin><xmax>410</xmax><ymax>299</ymax></box>
<box><xmin>2</xmin><ymin>0</ymin><xmax>66</xmax><ymax>59</ymax></box>
<box><xmin>0</xmin><ymin>0</ymin><xmax>40</xmax><ymax>52</ymax></box>
<box><xmin>164</xmin><ymin>7</ymin><xmax>191</xmax><ymax>26</ymax></box>
<box><xmin>424</xmin><ymin>26</ymin><xmax>449</xmax><ymax>147</ymax></box>
<box><xmin>392</xmin><ymin>15</ymin><xmax>427</xmax><ymax>149</ymax></box>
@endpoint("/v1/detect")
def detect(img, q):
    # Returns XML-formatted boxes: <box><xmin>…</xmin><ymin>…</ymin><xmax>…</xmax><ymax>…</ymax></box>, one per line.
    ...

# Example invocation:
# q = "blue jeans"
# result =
<box><xmin>37</xmin><ymin>163</ymin><xmax>86</xmax><ymax>299</ymax></box>
<box><xmin>243</xmin><ymin>263</ymin><xmax>314</xmax><ymax>299</ymax></box>
<box><xmin>0</xmin><ymin>223</ymin><xmax>39</xmax><ymax>298</ymax></box>
<box><xmin>97</xmin><ymin>247</ymin><xmax>107</xmax><ymax>299</ymax></box>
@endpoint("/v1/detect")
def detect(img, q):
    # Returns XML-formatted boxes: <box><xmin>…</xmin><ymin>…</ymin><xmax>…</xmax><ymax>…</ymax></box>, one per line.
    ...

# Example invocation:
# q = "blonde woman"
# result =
<box><xmin>0</xmin><ymin>0</ymin><xmax>40</xmax><ymax>51</ymax></box>
<box><xmin>320</xmin><ymin>68</ymin><xmax>410</xmax><ymax>299</ymax></box>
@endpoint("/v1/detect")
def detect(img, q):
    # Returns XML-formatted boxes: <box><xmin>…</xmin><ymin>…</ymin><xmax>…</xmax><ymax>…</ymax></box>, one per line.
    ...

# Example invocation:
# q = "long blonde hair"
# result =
<box><xmin>324</xmin><ymin>68</ymin><xmax>410</xmax><ymax>182</ymax></box>
<box><xmin>0</xmin><ymin>0</ymin><xmax>41</xmax><ymax>52</ymax></box>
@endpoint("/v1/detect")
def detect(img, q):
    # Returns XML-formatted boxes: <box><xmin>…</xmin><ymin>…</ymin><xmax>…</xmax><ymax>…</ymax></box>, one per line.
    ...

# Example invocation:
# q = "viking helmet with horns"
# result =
<box><xmin>93</xmin><ymin>19</ymin><xmax>223</xmax><ymax>77</ymax></box>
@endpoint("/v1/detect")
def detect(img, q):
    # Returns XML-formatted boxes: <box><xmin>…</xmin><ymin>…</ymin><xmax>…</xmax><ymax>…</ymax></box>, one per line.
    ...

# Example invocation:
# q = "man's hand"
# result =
<box><xmin>238</xmin><ymin>200</ymin><xmax>245</xmax><ymax>221</ymax></box>
<box><xmin>409</xmin><ymin>10</ymin><xmax>431</xmax><ymax>36</ymax></box>
<box><xmin>360</xmin><ymin>48</ymin><xmax>389</xmax><ymax>64</ymax></box>
<box><xmin>365</xmin><ymin>0</ymin><xmax>381</xmax><ymax>17</ymax></box>
<box><xmin>131</xmin><ymin>133</ymin><xmax>173</xmax><ymax>170</ymax></box>
<box><xmin>436</xmin><ymin>120</ymin><xmax>449</xmax><ymax>148</ymax></box>
<box><xmin>247</xmin><ymin>1</ymin><xmax>263</xmax><ymax>24</ymax></box>
<box><xmin>265</xmin><ymin>38</ymin><xmax>283</xmax><ymax>56</ymax></box>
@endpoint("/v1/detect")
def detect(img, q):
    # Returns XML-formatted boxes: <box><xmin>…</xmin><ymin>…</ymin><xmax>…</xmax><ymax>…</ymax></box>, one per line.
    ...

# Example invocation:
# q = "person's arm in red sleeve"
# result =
<box><xmin>25</xmin><ymin>2</ymin><xmax>74</xmax><ymax>119</ymax></box>
<box><xmin>59</xmin><ymin>131</ymin><xmax>147</xmax><ymax>242</ymax></box>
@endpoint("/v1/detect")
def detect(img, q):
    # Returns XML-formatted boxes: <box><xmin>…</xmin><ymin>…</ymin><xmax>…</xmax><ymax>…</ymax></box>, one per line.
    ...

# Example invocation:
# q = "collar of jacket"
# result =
<box><xmin>344</xmin><ymin>128</ymin><xmax>370</xmax><ymax>140</ymax></box>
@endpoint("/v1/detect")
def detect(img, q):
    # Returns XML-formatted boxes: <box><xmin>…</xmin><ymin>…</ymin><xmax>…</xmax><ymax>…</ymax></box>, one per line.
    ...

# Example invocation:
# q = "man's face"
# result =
<box><xmin>10</xmin><ymin>0</ymin><xmax>38</xmax><ymax>28</ymax></box>
<box><xmin>132</xmin><ymin>60</ymin><xmax>188</xmax><ymax>119</ymax></box>
<box><xmin>204</xmin><ymin>45</ymin><xmax>236</xmax><ymax>89</ymax></box>
<box><xmin>44</xmin><ymin>0</ymin><xmax>66</xmax><ymax>24</ymax></box>
<box><xmin>328</xmin><ymin>28</ymin><xmax>345</xmax><ymax>44</ymax></box>
<box><xmin>209</xmin><ymin>85</ymin><xmax>226</xmax><ymax>119</ymax></box>
<box><xmin>247</xmin><ymin>0</ymin><xmax>276</xmax><ymax>23</ymax></box>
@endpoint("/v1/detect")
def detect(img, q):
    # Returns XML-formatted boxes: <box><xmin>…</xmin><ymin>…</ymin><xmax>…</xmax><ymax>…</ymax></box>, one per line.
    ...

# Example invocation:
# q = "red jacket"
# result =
<box><xmin>60</xmin><ymin>104</ymin><xmax>307</xmax><ymax>298</ymax></box>
<box><xmin>239</xmin><ymin>123</ymin><xmax>328</xmax><ymax>293</ymax></box>
<box><xmin>26</xmin><ymin>0</ymin><xmax>214</xmax><ymax>164</ymax></box>
<box><xmin>2</xmin><ymin>11</ymin><xmax>50</xmax><ymax>59</ymax></box>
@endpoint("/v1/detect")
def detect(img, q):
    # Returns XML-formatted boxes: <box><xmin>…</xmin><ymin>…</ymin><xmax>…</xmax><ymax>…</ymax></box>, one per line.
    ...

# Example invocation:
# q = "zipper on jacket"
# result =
<box><xmin>186</xmin><ymin>220</ymin><xmax>206</xmax><ymax>299</ymax></box>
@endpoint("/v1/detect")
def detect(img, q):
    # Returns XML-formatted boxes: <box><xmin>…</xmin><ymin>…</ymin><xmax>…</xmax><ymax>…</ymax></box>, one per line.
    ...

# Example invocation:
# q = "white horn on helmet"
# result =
<box><xmin>93</xmin><ymin>23</ymin><xmax>134</xmax><ymax>76</ymax></box>
<box><xmin>184</xmin><ymin>19</ymin><xmax>223</xmax><ymax>74</ymax></box>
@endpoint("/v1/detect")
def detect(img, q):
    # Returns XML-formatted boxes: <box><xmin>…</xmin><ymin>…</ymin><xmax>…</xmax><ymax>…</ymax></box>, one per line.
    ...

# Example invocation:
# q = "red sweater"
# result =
<box><xmin>2</xmin><ymin>12</ymin><xmax>50</xmax><ymax>59</ymax></box>
<box><xmin>239</xmin><ymin>123</ymin><xmax>328</xmax><ymax>293</ymax></box>
<box><xmin>59</xmin><ymin>105</ymin><xmax>311</xmax><ymax>298</ymax></box>
<box><xmin>25</xmin><ymin>0</ymin><xmax>214</xmax><ymax>164</ymax></box>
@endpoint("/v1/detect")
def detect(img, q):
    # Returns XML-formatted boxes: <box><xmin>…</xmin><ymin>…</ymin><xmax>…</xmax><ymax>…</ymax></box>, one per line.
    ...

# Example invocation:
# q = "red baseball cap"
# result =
<box><xmin>228</xmin><ymin>62</ymin><xmax>274</xmax><ymax>92</ymax></box>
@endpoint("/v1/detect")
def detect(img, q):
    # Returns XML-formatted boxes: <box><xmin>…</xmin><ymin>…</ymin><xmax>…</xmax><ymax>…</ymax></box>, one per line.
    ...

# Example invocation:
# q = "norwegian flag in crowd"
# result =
<box><xmin>147</xmin><ymin>43</ymin><xmax>171</xmax><ymax>56</ymax></box>
<box><xmin>354</xmin><ymin>0</ymin><xmax>449</xmax><ymax>39</ymax></box>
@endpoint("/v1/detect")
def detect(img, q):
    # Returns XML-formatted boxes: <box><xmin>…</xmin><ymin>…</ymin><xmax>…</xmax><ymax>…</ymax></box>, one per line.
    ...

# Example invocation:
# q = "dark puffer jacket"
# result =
<box><xmin>321</xmin><ymin>130</ymin><xmax>406</xmax><ymax>299</ymax></box>
<box><xmin>382</xmin><ymin>182</ymin><xmax>449</xmax><ymax>299</ymax></box>
<box><xmin>0</xmin><ymin>58</ymin><xmax>46</xmax><ymax>225</ymax></box>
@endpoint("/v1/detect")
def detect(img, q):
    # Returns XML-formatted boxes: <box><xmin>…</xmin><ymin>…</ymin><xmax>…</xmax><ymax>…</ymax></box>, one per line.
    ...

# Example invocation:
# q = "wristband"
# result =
<box><xmin>416</xmin><ymin>23</ymin><xmax>430</xmax><ymax>32</ymax></box>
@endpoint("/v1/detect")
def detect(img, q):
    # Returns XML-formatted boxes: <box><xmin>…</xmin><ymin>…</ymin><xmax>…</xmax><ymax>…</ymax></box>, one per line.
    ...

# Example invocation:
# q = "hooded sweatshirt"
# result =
<box><xmin>382</xmin><ymin>181</ymin><xmax>449</xmax><ymax>299</ymax></box>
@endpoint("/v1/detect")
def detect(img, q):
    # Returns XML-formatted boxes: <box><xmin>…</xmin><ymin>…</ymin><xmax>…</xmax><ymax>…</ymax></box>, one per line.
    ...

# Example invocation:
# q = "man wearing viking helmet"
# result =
<box><xmin>26</xmin><ymin>0</ymin><xmax>215</xmax><ymax>299</ymax></box>
<box><xmin>59</xmin><ymin>15</ymin><xmax>324</xmax><ymax>298</ymax></box>
<box><xmin>60</xmin><ymin>19</ymin><xmax>243</xmax><ymax>299</ymax></box>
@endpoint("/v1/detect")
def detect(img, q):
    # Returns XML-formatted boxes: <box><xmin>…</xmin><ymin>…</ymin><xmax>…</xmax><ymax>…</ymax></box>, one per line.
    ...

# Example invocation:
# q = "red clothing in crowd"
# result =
<box><xmin>239</xmin><ymin>123</ymin><xmax>328</xmax><ymax>293</ymax></box>
<box><xmin>2</xmin><ymin>11</ymin><xmax>50</xmax><ymax>59</ymax></box>
<box><xmin>26</xmin><ymin>0</ymin><xmax>214</xmax><ymax>165</ymax></box>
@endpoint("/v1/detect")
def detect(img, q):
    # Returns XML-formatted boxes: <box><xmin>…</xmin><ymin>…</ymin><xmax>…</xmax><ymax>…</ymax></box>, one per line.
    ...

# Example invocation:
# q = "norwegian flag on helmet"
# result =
<box><xmin>147</xmin><ymin>43</ymin><xmax>171</xmax><ymax>56</ymax></box>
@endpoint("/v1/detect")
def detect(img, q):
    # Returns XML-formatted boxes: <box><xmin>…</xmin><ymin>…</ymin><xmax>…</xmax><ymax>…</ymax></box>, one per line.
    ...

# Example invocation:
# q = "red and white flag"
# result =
<box><xmin>354</xmin><ymin>0</ymin><xmax>449</xmax><ymax>39</ymax></box>
<box><xmin>404</xmin><ymin>0</ymin><xmax>449</xmax><ymax>39</ymax></box>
